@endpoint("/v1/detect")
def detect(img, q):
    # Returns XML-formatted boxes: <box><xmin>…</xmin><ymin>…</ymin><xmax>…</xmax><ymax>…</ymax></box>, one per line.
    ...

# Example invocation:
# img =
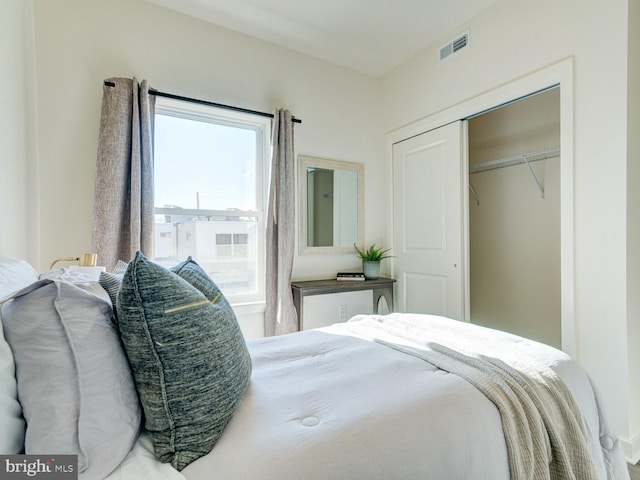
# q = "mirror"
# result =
<box><xmin>299</xmin><ymin>156</ymin><xmax>364</xmax><ymax>255</ymax></box>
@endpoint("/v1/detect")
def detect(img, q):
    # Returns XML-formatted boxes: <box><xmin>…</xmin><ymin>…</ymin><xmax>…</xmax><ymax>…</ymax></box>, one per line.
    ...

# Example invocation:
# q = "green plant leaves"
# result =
<box><xmin>353</xmin><ymin>243</ymin><xmax>392</xmax><ymax>261</ymax></box>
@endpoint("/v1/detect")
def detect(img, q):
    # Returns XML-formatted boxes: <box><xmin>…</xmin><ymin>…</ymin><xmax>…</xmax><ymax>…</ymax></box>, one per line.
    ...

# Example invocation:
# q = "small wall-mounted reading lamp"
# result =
<box><xmin>49</xmin><ymin>253</ymin><xmax>106</xmax><ymax>279</ymax></box>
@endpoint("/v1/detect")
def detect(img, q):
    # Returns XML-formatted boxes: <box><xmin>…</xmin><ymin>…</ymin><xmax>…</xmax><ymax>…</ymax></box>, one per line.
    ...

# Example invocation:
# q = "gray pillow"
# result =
<box><xmin>98</xmin><ymin>260</ymin><xmax>129</xmax><ymax>324</ymax></box>
<box><xmin>0</xmin><ymin>270</ymin><xmax>141</xmax><ymax>478</ymax></box>
<box><xmin>112</xmin><ymin>259</ymin><xmax>129</xmax><ymax>274</ymax></box>
<box><xmin>99</xmin><ymin>270</ymin><xmax>124</xmax><ymax>323</ymax></box>
<box><xmin>0</xmin><ymin>256</ymin><xmax>38</xmax><ymax>454</ymax></box>
<box><xmin>117</xmin><ymin>252</ymin><xmax>252</xmax><ymax>470</ymax></box>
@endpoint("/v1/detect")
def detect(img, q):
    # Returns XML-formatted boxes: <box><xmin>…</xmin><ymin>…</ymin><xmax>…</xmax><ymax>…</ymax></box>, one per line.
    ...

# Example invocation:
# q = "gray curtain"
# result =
<box><xmin>265</xmin><ymin>109</ymin><xmax>298</xmax><ymax>336</ymax></box>
<box><xmin>92</xmin><ymin>77</ymin><xmax>155</xmax><ymax>270</ymax></box>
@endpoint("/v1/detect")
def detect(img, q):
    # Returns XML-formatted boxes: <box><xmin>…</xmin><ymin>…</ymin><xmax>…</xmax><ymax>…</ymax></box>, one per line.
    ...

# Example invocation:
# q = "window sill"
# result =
<box><xmin>231</xmin><ymin>301</ymin><xmax>266</xmax><ymax>316</ymax></box>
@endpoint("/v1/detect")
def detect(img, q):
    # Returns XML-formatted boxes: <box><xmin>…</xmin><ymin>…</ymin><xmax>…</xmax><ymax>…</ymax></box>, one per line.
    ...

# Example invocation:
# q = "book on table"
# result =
<box><xmin>336</xmin><ymin>272</ymin><xmax>365</xmax><ymax>281</ymax></box>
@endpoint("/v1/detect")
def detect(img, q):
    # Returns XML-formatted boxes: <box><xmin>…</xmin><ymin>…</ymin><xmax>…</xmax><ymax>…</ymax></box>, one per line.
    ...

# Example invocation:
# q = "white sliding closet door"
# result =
<box><xmin>392</xmin><ymin>121</ymin><xmax>467</xmax><ymax>320</ymax></box>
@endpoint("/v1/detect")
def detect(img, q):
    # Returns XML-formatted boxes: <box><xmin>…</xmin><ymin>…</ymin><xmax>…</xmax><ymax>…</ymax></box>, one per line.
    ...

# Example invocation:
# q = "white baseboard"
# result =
<box><xmin>622</xmin><ymin>433</ymin><xmax>640</xmax><ymax>464</ymax></box>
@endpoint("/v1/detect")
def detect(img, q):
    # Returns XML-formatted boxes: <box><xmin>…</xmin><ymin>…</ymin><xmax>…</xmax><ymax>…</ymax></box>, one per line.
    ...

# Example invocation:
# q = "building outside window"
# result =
<box><xmin>153</xmin><ymin>98</ymin><xmax>270</xmax><ymax>304</ymax></box>
<box><xmin>216</xmin><ymin>233</ymin><xmax>249</xmax><ymax>257</ymax></box>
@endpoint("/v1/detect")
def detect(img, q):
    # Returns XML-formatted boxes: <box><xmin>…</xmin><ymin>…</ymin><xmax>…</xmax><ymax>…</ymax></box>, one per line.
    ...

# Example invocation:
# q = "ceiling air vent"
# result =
<box><xmin>439</xmin><ymin>30</ymin><xmax>469</xmax><ymax>63</ymax></box>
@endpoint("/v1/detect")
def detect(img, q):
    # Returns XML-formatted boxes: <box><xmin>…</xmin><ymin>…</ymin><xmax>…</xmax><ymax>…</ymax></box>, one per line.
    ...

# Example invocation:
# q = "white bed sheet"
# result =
<box><xmin>107</xmin><ymin>314</ymin><xmax>629</xmax><ymax>480</ymax></box>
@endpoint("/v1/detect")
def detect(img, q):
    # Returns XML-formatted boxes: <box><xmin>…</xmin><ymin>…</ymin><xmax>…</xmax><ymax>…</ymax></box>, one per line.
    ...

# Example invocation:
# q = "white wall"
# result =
<box><xmin>0</xmin><ymin>0</ymin><xmax>39</xmax><ymax>265</ymax></box>
<box><xmin>626</xmin><ymin>0</ymin><xmax>640</xmax><ymax>434</ymax></box>
<box><xmin>381</xmin><ymin>0</ymin><xmax>639</xmax><ymax>459</ymax></box>
<box><xmin>31</xmin><ymin>0</ymin><xmax>386</xmax><ymax>273</ymax></box>
<box><xmin>31</xmin><ymin>0</ymin><xmax>385</xmax><ymax>336</ymax></box>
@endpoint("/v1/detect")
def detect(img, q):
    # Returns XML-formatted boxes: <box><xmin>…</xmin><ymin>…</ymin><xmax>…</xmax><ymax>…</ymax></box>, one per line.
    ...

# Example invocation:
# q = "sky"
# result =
<box><xmin>154</xmin><ymin>113</ymin><xmax>257</xmax><ymax>211</ymax></box>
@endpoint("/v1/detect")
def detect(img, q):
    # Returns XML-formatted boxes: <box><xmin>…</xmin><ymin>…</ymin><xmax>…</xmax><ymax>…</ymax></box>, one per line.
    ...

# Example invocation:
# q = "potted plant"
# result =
<box><xmin>354</xmin><ymin>243</ymin><xmax>392</xmax><ymax>280</ymax></box>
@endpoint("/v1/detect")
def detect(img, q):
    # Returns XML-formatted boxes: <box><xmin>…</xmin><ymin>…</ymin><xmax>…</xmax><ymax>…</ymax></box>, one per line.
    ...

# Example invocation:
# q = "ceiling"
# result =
<box><xmin>145</xmin><ymin>0</ymin><xmax>499</xmax><ymax>77</ymax></box>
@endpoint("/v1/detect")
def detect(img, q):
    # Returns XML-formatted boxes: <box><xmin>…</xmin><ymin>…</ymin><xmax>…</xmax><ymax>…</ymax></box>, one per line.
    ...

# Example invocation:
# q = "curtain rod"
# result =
<box><xmin>103</xmin><ymin>81</ymin><xmax>301</xmax><ymax>124</ymax></box>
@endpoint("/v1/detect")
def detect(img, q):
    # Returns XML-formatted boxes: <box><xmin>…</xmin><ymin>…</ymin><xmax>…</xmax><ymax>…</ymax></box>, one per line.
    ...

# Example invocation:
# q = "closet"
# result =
<box><xmin>467</xmin><ymin>88</ymin><xmax>561</xmax><ymax>348</ymax></box>
<box><xmin>391</xmin><ymin>86</ymin><xmax>561</xmax><ymax>349</ymax></box>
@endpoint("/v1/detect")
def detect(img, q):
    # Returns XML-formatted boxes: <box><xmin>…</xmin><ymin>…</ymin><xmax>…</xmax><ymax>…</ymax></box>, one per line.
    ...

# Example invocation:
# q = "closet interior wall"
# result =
<box><xmin>468</xmin><ymin>89</ymin><xmax>561</xmax><ymax>348</ymax></box>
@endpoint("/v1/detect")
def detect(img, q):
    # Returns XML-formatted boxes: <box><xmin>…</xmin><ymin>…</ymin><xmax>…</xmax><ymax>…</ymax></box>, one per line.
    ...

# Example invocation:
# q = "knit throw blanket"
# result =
<box><xmin>341</xmin><ymin>313</ymin><xmax>599</xmax><ymax>480</ymax></box>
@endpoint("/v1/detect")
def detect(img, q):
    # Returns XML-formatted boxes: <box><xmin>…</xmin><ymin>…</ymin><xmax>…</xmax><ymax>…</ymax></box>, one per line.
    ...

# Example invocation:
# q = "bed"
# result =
<box><xmin>0</xmin><ymin>254</ymin><xmax>630</xmax><ymax>480</ymax></box>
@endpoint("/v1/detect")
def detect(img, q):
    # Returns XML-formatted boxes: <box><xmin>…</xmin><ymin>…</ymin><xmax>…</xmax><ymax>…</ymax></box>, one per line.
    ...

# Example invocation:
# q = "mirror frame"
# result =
<box><xmin>298</xmin><ymin>155</ymin><xmax>364</xmax><ymax>255</ymax></box>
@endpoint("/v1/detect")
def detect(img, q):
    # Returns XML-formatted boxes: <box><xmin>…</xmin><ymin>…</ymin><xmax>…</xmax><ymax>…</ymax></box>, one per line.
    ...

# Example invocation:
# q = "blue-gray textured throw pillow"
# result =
<box><xmin>170</xmin><ymin>257</ymin><xmax>233</xmax><ymax>312</ymax></box>
<box><xmin>117</xmin><ymin>252</ymin><xmax>251</xmax><ymax>471</ymax></box>
<box><xmin>101</xmin><ymin>257</ymin><xmax>231</xmax><ymax>325</ymax></box>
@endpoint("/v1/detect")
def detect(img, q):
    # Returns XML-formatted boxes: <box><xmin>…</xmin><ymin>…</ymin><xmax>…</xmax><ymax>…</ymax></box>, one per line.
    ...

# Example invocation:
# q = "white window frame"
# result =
<box><xmin>154</xmin><ymin>97</ymin><xmax>270</xmax><ymax>306</ymax></box>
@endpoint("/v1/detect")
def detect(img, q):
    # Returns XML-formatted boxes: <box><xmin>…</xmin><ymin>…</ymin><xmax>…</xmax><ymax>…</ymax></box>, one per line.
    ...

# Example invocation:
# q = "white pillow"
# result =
<box><xmin>1</xmin><ymin>269</ymin><xmax>141</xmax><ymax>479</ymax></box>
<box><xmin>0</xmin><ymin>256</ymin><xmax>38</xmax><ymax>454</ymax></box>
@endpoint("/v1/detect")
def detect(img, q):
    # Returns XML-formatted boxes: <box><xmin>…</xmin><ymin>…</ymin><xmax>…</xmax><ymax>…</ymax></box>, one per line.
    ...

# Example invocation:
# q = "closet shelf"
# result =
<box><xmin>468</xmin><ymin>147</ymin><xmax>560</xmax><ymax>204</ymax></box>
<box><xmin>469</xmin><ymin>147</ymin><xmax>560</xmax><ymax>174</ymax></box>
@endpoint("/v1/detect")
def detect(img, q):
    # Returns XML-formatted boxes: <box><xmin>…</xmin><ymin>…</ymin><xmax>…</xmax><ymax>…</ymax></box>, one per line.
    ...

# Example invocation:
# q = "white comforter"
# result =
<box><xmin>106</xmin><ymin>313</ymin><xmax>629</xmax><ymax>480</ymax></box>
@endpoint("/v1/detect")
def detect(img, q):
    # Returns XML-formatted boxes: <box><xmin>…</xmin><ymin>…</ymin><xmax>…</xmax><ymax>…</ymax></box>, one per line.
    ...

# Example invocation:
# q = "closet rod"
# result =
<box><xmin>468</xmin><ymin>147</ymin><xmax>559</xmax><ymax>202</ymax></box>
<box><xmin>103</xmin><ymin>81</ymin><xmax>302</xmax><ymax>124</ymax></box>
<box><xmin>469</xmin><ymin>147</ymin><xmax>559</xmax><ymax>174</ymax></box>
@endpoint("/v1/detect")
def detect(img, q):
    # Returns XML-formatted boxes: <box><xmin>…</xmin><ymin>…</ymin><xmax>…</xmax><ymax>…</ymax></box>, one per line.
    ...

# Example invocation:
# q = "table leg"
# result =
<box><xmin>372</xmin><ymin>286</ymin><xmax>394</xmax><ymax>314</ymax></box>
<box><xmin>292</xmin><ymin>289</ymin><xmax>303</xmax><ymax>329</ymax></box>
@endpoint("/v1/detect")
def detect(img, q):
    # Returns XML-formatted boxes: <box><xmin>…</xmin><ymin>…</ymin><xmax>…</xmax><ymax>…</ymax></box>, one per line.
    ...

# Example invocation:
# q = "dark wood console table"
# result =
<box><xmin>291</xmin><ymin>277</ymin><xmax>396</xmax><ymax>329</ymax></box>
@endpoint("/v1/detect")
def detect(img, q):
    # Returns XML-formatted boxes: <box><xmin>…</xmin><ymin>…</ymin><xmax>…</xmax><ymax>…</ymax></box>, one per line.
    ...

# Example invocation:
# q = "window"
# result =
<box><xmin>153</xmin><ymin>98</ymin><xmax>270</xmax><ymax>304</ymax></box>
<box><xmin>216</xmin><ymin>233</ymin><xmax>249</xmax><ymax>258</ymax></box>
